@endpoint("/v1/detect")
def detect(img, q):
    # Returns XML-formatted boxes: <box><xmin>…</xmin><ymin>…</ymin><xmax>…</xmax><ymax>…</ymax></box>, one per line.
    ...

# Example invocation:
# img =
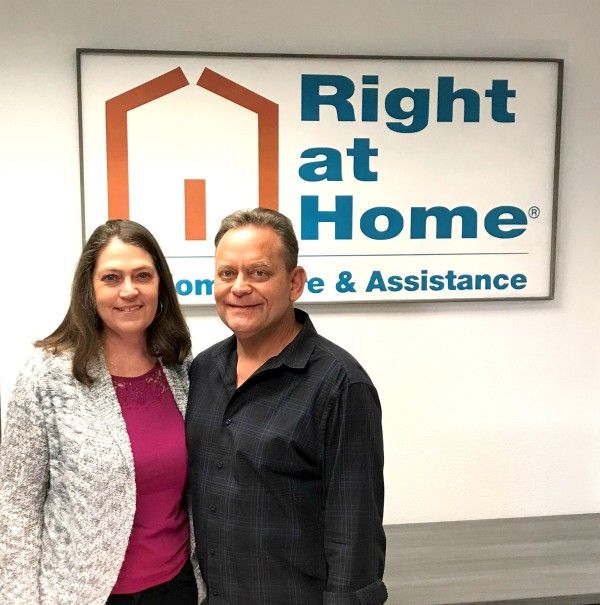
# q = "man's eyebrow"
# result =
<box><xmin>247</xmin><ymin>261</ymin><xmax>271</xmax><ymax>269</ymax></box>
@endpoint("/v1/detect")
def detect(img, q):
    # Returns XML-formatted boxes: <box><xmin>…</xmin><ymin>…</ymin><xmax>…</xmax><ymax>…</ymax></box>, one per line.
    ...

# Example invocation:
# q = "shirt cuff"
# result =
<box><xmin>323</xmin><ymin>579</ymin><xmax>388</xmax><ymax>605</ymax></box>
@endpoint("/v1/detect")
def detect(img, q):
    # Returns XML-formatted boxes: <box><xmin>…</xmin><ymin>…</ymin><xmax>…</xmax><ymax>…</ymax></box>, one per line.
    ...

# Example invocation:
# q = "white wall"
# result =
<box><xmin>1</xmin><ymin>0</ymin><xmax>599</xmax><ymax>524</ymax></box>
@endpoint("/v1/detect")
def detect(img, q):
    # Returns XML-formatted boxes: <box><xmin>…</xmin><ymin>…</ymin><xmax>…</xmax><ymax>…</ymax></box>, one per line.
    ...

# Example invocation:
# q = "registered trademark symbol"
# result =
<box><xmin>528</xmin><ymin>206</ymin><xmax>540</xmax><ymax>219</ymax></box>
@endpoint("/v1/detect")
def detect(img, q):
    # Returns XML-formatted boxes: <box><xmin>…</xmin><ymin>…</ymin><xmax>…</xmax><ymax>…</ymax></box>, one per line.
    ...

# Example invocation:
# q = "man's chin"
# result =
<box><xmin>220</xmin><ymin>315</ymin><xmax>258</xmax><ymax>335</ymax></box>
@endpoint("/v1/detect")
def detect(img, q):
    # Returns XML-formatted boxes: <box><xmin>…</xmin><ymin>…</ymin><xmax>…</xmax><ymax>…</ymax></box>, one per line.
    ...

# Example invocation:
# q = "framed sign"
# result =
<box><xmin>78</xmin><ymin>50</ymin><xmax>562</xmax><ymax>304</ymax></box>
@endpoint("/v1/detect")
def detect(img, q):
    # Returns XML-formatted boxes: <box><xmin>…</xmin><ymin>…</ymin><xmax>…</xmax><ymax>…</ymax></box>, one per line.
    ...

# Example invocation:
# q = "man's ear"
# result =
<box><xmin>289</xmin><ymin>266</ymin><xmax>307</xmax><ymax>302</ymax></box>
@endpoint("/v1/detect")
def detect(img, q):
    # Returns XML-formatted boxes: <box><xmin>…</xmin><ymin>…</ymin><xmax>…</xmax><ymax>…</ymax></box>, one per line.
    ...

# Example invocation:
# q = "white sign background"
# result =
<box><xmin>78</xmin><ymin>51</ymin><xmax>562</xmax><ymax>304</ymax></box>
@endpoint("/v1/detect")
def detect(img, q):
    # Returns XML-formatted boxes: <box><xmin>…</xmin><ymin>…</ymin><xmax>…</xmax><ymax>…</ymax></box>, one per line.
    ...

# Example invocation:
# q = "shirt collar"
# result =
<box><xmin>212</xmin><ymin>308</ymin><xmax>316</xmax><ymax>373</ymax></box>
<box><xmin>275</xmin><ymin>307</ymin><xmax>316</xmax><ymax>370</ymax></box>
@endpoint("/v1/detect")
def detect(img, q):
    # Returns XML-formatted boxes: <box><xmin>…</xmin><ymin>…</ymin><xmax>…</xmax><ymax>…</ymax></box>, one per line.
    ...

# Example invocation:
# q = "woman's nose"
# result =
<box><xmin>119</xmin><ymin>277</ymin><xmax>139</xmax><ymax>298</ymax></box>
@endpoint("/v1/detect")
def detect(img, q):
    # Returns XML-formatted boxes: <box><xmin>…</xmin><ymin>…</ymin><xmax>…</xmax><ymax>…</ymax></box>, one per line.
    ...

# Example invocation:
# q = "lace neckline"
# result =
<box><xmin>111</xmin><ymin>362</ymin><xmax>169</xmax><ymax>406</ymax></box>
<box><xmin>110</xmin><ymin>361</ymin><xmax>160</xmax><ymax>382</ymax></box>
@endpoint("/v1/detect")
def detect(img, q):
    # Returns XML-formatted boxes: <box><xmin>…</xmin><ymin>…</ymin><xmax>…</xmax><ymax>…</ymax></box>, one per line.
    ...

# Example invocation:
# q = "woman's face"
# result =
<box><xmin>92</xmin><ymin>237</ymin><xmax>160</xmax><ymax>342</ymax></box>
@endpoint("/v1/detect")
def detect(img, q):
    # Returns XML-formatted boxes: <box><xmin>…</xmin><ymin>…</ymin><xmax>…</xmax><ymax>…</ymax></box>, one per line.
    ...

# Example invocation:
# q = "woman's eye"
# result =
<box><xmin>137</xmin><ymin>272</ymin><xmax>153</xmax><ymax>281</ymax></box>
<box><xmin>102</xmin><ymin>274</ymin><xmax>119</xmax><ymax>283</ymax></box>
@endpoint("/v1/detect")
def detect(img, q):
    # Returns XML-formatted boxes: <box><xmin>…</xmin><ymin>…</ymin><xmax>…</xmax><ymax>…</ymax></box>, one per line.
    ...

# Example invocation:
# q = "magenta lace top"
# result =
<box><xmin>110</xmin><ymin>362</ymin><xmax>189</xmax><ymax>594</ymax></box>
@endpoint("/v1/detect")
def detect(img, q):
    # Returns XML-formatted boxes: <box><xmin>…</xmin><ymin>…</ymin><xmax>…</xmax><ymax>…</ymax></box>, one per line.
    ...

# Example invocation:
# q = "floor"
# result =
<box><xmin>383</xmin><ymin>514</ymin><xmax>600</xmax><ymax>604</ymax></box>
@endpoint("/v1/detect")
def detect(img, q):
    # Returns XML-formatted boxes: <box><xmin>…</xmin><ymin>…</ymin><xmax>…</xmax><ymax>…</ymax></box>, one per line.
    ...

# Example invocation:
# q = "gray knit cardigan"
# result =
<box><xmin>0</xmin><ymin>347</ymin><xmax>207</xmax><ymax>605</ymax></box>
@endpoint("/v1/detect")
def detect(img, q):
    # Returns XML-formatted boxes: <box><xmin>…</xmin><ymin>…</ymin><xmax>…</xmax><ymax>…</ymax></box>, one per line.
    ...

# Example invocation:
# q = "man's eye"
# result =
<box><xmin>219</xmin><ymin>270</ymin><xmax>234</xmax><ymax>280</ymax></box>
<box><xmin>253</xmin><ymin>269</ymin><xmax>269</xmax><ymax>279</ymax></box>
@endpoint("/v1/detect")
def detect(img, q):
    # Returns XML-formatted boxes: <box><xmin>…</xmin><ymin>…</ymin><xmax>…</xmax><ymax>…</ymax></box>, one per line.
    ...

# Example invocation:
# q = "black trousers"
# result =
<box><xmin>106</xmin><ymin>559</ymin><xmax>198</xmax><ymax>605</ymax></box>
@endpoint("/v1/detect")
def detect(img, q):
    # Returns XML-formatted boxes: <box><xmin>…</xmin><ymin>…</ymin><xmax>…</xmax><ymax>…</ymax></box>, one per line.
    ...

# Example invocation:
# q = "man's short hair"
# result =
<box><xmin>214</xmin><ymin>208</ymin><xmax>299</xmax><ymax>271</ymax></box>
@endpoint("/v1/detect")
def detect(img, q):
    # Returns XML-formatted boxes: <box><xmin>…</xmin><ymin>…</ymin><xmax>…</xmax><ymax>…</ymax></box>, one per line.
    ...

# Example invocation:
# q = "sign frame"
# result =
<box><xmin>77</xmin><ymin>49</ymin><xmax>563</xmax><ymax>305</ymax></box>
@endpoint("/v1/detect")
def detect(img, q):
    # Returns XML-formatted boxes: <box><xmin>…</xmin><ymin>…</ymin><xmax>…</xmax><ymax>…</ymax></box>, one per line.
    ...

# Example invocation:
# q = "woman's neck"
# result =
<box><xmin>102</xmin><ymin>332</ymin><xmax>156</xmax><ymax>377</ymax></box>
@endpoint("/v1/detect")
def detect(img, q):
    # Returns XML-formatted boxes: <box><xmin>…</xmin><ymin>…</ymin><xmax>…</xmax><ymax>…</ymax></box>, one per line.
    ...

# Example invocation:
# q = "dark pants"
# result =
<box><xmin>106</xmin><ymin>559</ymin><xmax>198</xmax><ymax>605</ymax></box>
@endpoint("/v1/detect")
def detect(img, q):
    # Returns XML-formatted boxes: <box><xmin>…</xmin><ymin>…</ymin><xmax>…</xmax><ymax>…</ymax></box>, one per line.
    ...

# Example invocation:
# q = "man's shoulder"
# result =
<box><xmin>308</xmin><ymin>331</ymin><xmax>375</xmax><ymax>388</ymax></box>
<box><xmin>189</xmin><ymin>335</ymin><xmax>235</xmax><ymax>375</ymax></box>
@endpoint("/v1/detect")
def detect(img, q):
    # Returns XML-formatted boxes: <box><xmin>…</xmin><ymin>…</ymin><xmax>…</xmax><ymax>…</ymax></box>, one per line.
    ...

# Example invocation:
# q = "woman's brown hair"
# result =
<box><xmin>36</xmin><ymin>220</ymin><xmax>191</xmax><ymax>384</ymax></box>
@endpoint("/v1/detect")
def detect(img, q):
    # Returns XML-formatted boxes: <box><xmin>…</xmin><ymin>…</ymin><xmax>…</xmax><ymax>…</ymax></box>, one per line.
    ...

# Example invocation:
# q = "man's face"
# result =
<box><xmin>214</xmin><ymin>226</ymin><xmax>305</xmax><ymax>343</ymax></box>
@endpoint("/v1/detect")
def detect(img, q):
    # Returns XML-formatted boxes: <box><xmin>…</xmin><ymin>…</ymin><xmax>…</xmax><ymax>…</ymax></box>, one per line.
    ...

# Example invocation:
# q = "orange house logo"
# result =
<box><xmin>105</xmin><ymin>67</ymin><xmax>279</xmax><ymax>240</ymax></box>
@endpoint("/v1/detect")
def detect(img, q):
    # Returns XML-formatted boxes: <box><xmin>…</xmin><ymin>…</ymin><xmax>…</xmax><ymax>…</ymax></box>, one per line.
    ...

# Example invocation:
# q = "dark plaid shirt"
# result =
<box><xmin>187</xmin><ymin>309</ymin><xmax>387</xmax><ymax>605</ymax></box>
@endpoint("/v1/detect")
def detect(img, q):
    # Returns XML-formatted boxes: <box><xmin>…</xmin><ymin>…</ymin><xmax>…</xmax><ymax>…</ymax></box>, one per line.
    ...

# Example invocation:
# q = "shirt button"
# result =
<box><xmin>224</xmin><ymin>418</ymin><xmax>232</xmax><ymax>426</ymax></box>
<box><xmin>216</xmin><ymin>460</ymin><xmax>224</xmax><ymax>469</ymax></box>
<box><xmin>209</xmin><ymin>548</ymin><xmax>216</xmax><ymax>556</ymax></box>
<box><xmin>212</xmin><ymin>589</ymin><xmax>219</xmax><ymax>596</ymax></box>
<box><xmin>209</xmin><ymin>505</ymin><xmax>217</xmax><ymax>513</ymax></box>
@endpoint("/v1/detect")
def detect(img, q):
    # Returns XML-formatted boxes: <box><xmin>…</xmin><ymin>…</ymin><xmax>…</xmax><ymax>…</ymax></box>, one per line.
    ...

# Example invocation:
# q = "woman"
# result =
<box><xmin>0</xmin><ymin>220</ymin><xmax>206</xmax><ymax>605</ymax></box>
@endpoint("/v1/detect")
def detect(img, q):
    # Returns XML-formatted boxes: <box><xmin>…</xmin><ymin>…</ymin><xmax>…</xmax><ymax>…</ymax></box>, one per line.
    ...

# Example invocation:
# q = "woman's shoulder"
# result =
<box><xmin>161</xmin><ymin>352</ymin><xmax>193</xmax><ymax>376</ymax></box>
<box><xmin>6</xmin><ymin>347</ymin><xmax>77</xmax><ymax>408</ymax></box>
<box><xmin>20</xmin><ymin>346</ymin><xmax>74</xmax><ymax>383</ymax></box>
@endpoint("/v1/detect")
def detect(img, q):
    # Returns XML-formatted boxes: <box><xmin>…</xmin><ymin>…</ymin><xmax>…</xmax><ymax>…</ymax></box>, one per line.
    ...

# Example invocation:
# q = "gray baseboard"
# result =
<box><xmin>384</xmin><ymin>514</ymin><xmax>600</xmax><ymax>604</ymax></box>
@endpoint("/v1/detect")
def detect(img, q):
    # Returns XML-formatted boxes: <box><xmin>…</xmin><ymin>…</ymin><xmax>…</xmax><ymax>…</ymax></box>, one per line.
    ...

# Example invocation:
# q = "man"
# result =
<box><xmin>187</xmin><ymin>208</ymin><xmax>387</xmax><ymax>604</ymax></box>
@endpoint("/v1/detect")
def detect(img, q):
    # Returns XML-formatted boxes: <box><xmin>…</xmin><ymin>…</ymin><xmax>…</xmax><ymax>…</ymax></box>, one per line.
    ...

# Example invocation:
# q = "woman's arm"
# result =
<box><xmin>0</xmin><ymin>354</ymin><xmax>50</xmax><ymax>604</ymax></box>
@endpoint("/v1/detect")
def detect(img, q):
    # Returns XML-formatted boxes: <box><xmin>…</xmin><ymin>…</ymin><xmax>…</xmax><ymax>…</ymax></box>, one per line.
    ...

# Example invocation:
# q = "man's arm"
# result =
<box><xmin>322</xmin><ymin>380</ymin><xmax>387</xmax><ymax>605</ymax></box>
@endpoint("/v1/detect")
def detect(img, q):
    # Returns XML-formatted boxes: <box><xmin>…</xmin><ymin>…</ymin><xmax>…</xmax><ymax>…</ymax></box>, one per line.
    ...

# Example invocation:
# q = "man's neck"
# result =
<box><xmin>235</xmin><ymin>312</ymin><xmax>301</xmax><ymax>386</ymax></box>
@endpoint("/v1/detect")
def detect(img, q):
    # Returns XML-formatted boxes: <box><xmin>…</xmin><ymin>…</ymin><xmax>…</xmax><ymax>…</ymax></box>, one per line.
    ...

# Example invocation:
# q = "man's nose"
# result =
<box><xmin>231</xmin><ymin>274</ymin><xmax>251</xmax><ymax>296</ymax></box>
